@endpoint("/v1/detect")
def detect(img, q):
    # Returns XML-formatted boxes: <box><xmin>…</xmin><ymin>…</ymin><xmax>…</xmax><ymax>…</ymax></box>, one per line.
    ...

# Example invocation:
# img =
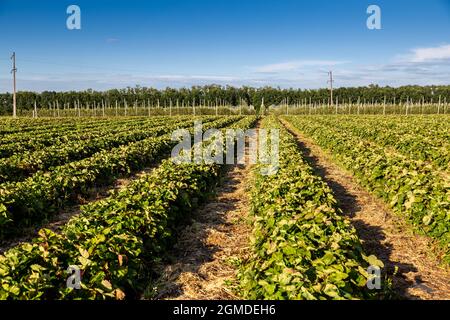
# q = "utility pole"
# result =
<box><xmin>11</xmin><ymin>52</ymin><xmax>17</xmax><ymax>118</ymax></box>
<box><xmin>327</xmin><ymin>71</ymin><xmax>334</xmax><ymax>107</ymax></box>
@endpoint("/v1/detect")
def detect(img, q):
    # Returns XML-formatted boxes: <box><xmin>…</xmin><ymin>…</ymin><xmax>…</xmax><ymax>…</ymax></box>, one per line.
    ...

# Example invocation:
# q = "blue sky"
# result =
<box><xmin>0</xmin><ymin>0</ymin><xmax>449</xmax><ymax>92</ymax></box>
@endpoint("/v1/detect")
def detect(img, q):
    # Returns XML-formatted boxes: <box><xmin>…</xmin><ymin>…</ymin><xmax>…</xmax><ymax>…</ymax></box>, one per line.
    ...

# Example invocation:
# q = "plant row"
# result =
<box><xmin>0</xmin><ymin>117</ymin><xmax>184</xmax><ymax>158</ymax></box>
<box><xmin>0</xmin><ymin>116</ymin><xmax>183</xmax><ymax>142</ymax></box>
<box><xmin>0</xmin><ymin>116</ymin><xmax>256</xmax><ymax>299</ymax></box>
<box><xmin>309</xmin><ymin>116</ymin><xmax>449</xmax><ymax>170</ymax></box>
<box><xmin>0</xmin><ymin>117</ymin><xmax>119</xmax><ymax>136</ymax></box>
<box><xmin>284</xmin><ymin>116</ymin><xmax>450</xmax><ymax>263</ymax></box>
<box><xmin>238</xmin><ymin>116</ymin><xmax>384</xmax><ymax>299</ymax></box>
<box><xmin>0</xmin><ymin>117</ymin><xmax>216</xmax><ymax>183</ymax></box>
<box><xmin>0</xmin><ymin>116</ymin><xmax>189</xmax><ymax>141</ymax></box>
<box><xmin>0</xmin><ymin>117</ymin><xmax>241</xmax><ymax>238</ymax></box>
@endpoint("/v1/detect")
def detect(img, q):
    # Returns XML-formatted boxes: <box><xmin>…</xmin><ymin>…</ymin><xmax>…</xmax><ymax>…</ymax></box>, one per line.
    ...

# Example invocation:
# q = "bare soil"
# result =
<box><xmin>280</xmin><ymin>118</ymin><xmax>450</xmax><ymax>300</ymax></box>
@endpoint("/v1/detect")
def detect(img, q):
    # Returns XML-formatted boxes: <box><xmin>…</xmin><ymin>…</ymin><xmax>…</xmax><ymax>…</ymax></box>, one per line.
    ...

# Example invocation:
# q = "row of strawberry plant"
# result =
<box><xmin>238</xmin><ymin>116</ymin><xmax>384</xmax><ymax>300</ymax></box>
<box><xmin>0</xmin><ymin>117</ymin><xmax>80</xmax><ymax>134</ymax></box>
<box><xmin>348</xmin><ymin>115</ymin><xmax>449</xmax><ymax>136</ymax></box>
<box><xmin>0</xmin><ymin>116</ymin><xmax>179</xmax><ymax>144</ymax></box>
<box><xmin>0</xmin><ymin>116</ymin><xmax>256</xmax><ymax>299</ymax></box>
<box><xmin>284</xmin><ymin>116</ymin><xmax>450</xmax><ymax>264</ymax></box>
<box><xmin>0</xmin><ymin>117</ymin><xmax>216</xmax><ymax>183</ymax></box>
<box><xmin>0</xmin><ymin>117</ymin><xmax>122</xmax><ymax>136</ymax></box>
<box><xmin>0</xmin><ymin>116</ymin><xmax>241</xmax><ymax>239</ymax></box>
<box><xmin>0</xmin><ymin>117</ymin><xmax>181</xmax><ymax>158</ymax></box>
<box><xmin>309</xmin><ymin>116</ymin><xmax>449</xmax><ymax>171</ymax></box>
<box><xmin>359</xmin><ymin>115</ymin><xmax>450</xmax><ymax>141</ymax></box>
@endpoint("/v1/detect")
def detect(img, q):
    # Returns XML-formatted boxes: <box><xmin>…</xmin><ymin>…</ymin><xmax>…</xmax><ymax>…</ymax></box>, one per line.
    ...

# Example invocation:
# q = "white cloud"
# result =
<box><xmin>252</xmin><ymin>60</ymin><xmax>349</xmax><ymax>73</ymax></box>
<box><xmin>398</xmin><ymin>44</ymin><xmax>450</xmax><ymax>63</ymax></box>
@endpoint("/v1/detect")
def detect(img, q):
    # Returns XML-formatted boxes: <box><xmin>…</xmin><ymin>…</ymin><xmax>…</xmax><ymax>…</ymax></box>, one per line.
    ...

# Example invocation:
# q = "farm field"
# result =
<box><xmin>282</xmin><ymin>115</ymin><xmax>450</xmax><ymax>257</ymax></box>
<box><xmin>0</xmin><ymin>115</ymin><xmax>449</xmax><ymax>300</ymax></box>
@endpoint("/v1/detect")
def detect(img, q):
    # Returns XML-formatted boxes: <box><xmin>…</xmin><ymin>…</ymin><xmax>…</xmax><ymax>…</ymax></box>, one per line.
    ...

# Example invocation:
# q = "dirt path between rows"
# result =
<box><xmin>147</xmin><ymin>163</ymin><xmax>253</xmax><ymax>300</ymax></box>
<box><xmin>280</xmin><ymin>118</ymin><xmax>450</xmax><ymax>300</ymax></box>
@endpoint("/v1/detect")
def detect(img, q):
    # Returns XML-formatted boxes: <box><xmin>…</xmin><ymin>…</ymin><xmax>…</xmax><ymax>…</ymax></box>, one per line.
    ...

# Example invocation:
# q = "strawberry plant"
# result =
<box><xmin>238</xmin><ymin>116</ymin><xmax>385</xmax><ymax>300</ymax></box>
<box><xmin>0</xmin><ymin>116</ymin><xmax>257</xmax><ymax>299</ymax></box>
<box><xmin>284</xmin><ymin>115</ymin><xmax>450</xmax><ymax>264</ymax></box>
<box><xmin>0</xmin><ymin>116</ymin><xmax>242</xmax><ymax>239</ymax></box>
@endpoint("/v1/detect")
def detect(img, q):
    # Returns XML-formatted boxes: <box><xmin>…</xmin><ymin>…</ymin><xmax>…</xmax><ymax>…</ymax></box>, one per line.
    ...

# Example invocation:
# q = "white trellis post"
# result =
<box><xmin>261</xmin><ymin>97</ymin><xmax>265</xmax><ymax>116</ymax></box>
<box><xmin>357</xmin><ymin>97</ymin><xmax>360</xmax><ymax>115</ymax></box>
<box><xmin>422</xmin><ymin>96</ymin><xmax>425</xmax><ymax>115</ymax></box>
<box><xmin>285</xmin><ymin>98</ymin><xmax>289</xmax><ymax>115</ymax></box>
<box><xmin>335</xmin><ymin>96</ymin><xmax>338</xmax><ymax>114</ymax></box>
<box><xmin>438</xmin><ymin>95</ymin><xmax>441</xmax><ymax>114</ymax></box>
<box><xmin>215</xmin><ymin>100</ymin><xmax>218</xmax><ymax>116</ymax></box>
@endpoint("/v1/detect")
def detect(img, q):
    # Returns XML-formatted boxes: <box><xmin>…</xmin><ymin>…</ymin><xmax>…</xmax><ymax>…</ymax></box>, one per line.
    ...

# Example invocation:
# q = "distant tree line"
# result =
<box><xmin>1</xmin><ymin>84</ymin><xmax>449</xmax><ymax>115</ymax></box>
